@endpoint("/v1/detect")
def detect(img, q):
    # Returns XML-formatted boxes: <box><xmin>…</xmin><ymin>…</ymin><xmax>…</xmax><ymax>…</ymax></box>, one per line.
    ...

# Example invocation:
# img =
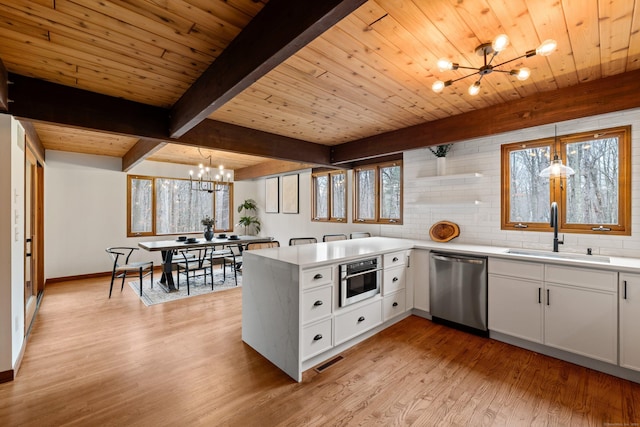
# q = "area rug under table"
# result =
<box><xmin>128</xmin><ymin>272</ymin><xmax>241</xmax><ymax>306</ymax></box>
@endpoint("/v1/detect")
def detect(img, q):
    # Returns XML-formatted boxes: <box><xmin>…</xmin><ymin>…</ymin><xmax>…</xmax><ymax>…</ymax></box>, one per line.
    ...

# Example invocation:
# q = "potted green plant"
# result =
<box><xmin>201</xmin><ymin>216</ymin><xmax>215</xmax><ymax>241</ymax></box>
<box><xmin>237</xmin><ymin>199</ymin><xmax>261</xmax><ymax>235</ymax></box>
<box><xmin>428</xmin><ymin>144</ymin><xmax>452</xmax><ymax>175</ymax></box>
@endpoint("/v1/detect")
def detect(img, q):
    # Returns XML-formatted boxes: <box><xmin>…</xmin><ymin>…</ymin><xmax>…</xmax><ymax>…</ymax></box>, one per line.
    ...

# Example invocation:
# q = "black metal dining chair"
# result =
<box><xmin>105</xmin><ymin>247</ymin><xmax>153</xmax><ymax>298</ymax></box>
<box><xmin>289</xmin><ymin>237</ymin><xmax>317</xmax><ymax>246</ymax></box>
<box><xmin>175</xmin><ymin>247</ymin><xmax>215</xmax><ymax>295</ymax></box>
<box><xmin>322</xmin><ymin>234</ymin><xmax>347</xmax><ymax>242</ymax></box>
<box><xmin>349</xmin><ymin>232</ymin><xmax>372</xmax><ymax>239</ymax></box>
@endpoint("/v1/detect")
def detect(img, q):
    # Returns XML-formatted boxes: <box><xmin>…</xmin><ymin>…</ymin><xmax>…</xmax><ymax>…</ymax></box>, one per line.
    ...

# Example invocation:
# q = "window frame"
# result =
<box><xmin>311</xmin><ymin>170</ymin><xmax>347</xmax><ymax>223</ymax></box>
<box><xmin>501</xmin><ymin>126</ymin><xmax>631</xmax><ymax>235</ymax></box>
<box><xmin>353</xmin><ymin>160</ymin><xmax>403</xmax><ymax>225</ymax></box>
<box><xmin>127</xmin><ymin>174</ymin><xmax>234</xmax><ymax>237</ymax></box>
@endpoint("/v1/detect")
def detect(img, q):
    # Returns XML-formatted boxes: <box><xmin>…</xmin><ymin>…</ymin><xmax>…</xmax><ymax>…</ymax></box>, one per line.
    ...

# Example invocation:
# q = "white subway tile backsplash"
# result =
<box><xmin>397</xmin><ymin>107</ymin><xmax>640</xmax><ymax>257</ymax></box>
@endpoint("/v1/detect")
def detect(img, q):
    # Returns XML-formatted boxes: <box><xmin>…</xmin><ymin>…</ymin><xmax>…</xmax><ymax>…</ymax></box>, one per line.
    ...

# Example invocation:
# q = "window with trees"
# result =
<box><xmin>501</xmin><ymin>126</ymin><xmax>630</xmax><ymax>235</ymax></box>
<box><xmin>127</xmin><ymin>175</ymin><xmax>233</xmax><ymax>237</ymax></box>
<box><xmin>354</xmin><ymin>160</ymin><xmax>403</xmax><ymax>225</ymax></box>
<box><xmin>311</xmin><ymin>170</ymin><xmax>347</xmax><ymax>222</ymax></box>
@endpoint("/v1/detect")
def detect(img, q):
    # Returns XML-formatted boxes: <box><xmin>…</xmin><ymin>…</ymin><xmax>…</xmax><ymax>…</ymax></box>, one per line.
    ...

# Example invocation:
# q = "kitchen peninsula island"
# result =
<box><xmin>241</xmin><ymin>237</ymin><xmax>415</xmax><ymax>382</ymax></box>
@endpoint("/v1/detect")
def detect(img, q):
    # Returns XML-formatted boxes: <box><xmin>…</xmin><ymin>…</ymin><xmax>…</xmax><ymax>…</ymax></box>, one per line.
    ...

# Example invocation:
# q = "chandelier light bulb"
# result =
<box><xmin>432</xmin><ymin>80</ymin><xmax>445</xmax><ymax>93</ymax></box>
<box><xmin>437</xmin><ymin>58</ymin><xmax>454</xmax><ymax>72</ymax></box>
<box><xmin>215</xmin><ymin>174</ymin><xmax>220</xmax><ymax>181</ymax></box>
<box><xmin>492</xmin><ymin>34</ymin><xmax>510</xmax><ymax>52</ymax></box>
<box><xmin>468</xmin><ymin>81</ymin><xmax>481</xmax><ymax>96</ymax></box>
<box><xmin>219</xmin><ymin>165</ymin><xmax>224</xmax><ymax>172</ymax></box>
<box><xmin>515</xmin><ymin>67</ymin><xmax>531</xmax><ymax>81</ymax></box>
<box><xmin>536</xmin><ymin>39</ymin><xmax>557</xmax><ymax>56</ymax></box>
<box><xmin>189</xmin><ymin>170</ymin><xmax>194</xmax><ymax>176</ymax></box>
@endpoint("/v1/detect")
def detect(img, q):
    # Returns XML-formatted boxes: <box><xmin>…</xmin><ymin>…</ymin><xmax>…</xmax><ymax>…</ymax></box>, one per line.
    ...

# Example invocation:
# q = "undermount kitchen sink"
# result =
<box><xmin>505</xmin><ymin>248</ymin><xmax>611</xmax><ymax>263</ymax></box>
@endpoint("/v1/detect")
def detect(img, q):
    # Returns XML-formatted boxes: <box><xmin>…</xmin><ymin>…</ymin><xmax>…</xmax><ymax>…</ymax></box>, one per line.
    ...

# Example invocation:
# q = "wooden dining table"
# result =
<box><xmin>139</xmin><ymin>235</ymin><xmax>274</xmax><ymax>292</ymax></box>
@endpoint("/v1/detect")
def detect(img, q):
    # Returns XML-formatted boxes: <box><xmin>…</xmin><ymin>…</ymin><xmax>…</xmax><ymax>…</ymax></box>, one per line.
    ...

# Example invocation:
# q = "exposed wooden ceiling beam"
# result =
<box><xmin>8</xmin><ymin>73</ymin><xmax>169</xmax><ymax>139</ymax></box>
<box><xmin>122</xmin><ymin>139</ymin><xmax>167</xmax><ymax>172</ymax></box>
<box><xmin>169</xmin><ymin>0</ymin><xmax>367</xmax><ymax>138</ymax></box>
<box><xmin>180</xmin><ymin>120</ymin><xmax>331</xmax><ymax>165</ymax></box>
<box><xmin>234</xmin><ymin>159</ymin><xmax>315</xmax><ymax>181</ymax></box>
<box><xmin>5</xmin><ymin>73</ymin><xmax>333</xmax><ymax>166</ymax></box>
<box><xmin>331</xmin><ymin>69</ymin><xmax>640</xmax><ymax>164</ymax></box>
<box><xmin>0</xmin><ymin>59</ymin><xmax>8</xmax><ymax>112</ymax></box>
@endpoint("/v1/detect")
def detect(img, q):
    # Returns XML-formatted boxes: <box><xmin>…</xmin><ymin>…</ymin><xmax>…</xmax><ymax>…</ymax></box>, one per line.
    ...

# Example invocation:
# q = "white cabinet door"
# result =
<box><xmin>411</xmin><ymin>249</ymin><xmax>430</xmax><ymax>312</ymax></box>
<box><xmin>488</xmin><ymin>274</ymin><xmax>543</xmax><ymax>343</ymax></box>
<box><xmin>620</xmin><ymin>273</ymin><xmax>640</xmax><ymax>371</ymax></box>
<box><xmin>544</xmin><ymin>283</ymin><xmax>618</xmax><ymax>364</ymax></box>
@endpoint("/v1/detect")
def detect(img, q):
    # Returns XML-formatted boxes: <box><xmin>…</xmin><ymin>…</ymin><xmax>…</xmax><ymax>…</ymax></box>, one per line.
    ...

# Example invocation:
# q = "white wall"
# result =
<box><xmin>394</xmin><ymin>108</ymin><xmax>640</xmax><ymax>257</ymax></box>
<box><xmin>234</xmin><ymin>171</ymin><xmax>381</xmax><ymax>246</ymax></box>
<box><xmin>0</xmin><ymin>115</ymin><xmax>26</xmax><ymax>373</ymax></box>
<box><xmin>44</xmin><ymin>154</ymin><xmax>237</xmax><ymax>278</ymax></box>
<box><xmin>43</xmin><ymin>107</ymin><xmax>640</xmax><ymax>279</ymax></box>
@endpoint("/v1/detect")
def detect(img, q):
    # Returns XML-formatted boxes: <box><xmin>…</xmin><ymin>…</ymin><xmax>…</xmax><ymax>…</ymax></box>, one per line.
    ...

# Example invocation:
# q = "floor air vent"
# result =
<box><xmin>314</xmin><ymin>355</ymin><xmax>344</xmax><ymax>373</ymax></box>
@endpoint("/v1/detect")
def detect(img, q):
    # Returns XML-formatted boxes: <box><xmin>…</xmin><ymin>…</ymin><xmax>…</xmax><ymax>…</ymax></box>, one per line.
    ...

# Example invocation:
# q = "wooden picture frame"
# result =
<box><xmin>281</xmin><ymin>174</ymin><xmax>299</xmax><ymax>214</ymax></box>
<box><xmin>265</xmin><ymin>177</ymin><xmax>279</xmax><ymax>213</ymax></box>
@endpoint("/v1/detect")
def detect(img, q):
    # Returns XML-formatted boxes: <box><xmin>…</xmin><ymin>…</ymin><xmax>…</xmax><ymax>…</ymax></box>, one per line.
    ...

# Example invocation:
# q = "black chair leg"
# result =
<box><xmin>233</xmin><ymin>262</ymin><xmax>238</xmax><ymax>286</ymax></box>
<box><xmin>120</xmin><ymin>272</ymin><xmax>126</xmax><ymax>292</ymax></box>
<box><xmin>139</xmin><ymin>268</ymin><xmax>143</xmax><ymax>296</ymax></box>
<box><xmin>109</xmin><ymin>268</ymin><xmax>117</xmax><ymax>298</ymax></box>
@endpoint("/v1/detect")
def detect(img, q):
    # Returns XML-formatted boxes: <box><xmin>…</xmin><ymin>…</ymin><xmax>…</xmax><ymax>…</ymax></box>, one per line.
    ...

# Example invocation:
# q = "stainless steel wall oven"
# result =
<box><xmin>339</xmin><ymin>256</ymin><xmax>382</xmax><ymax>307</ymax></box>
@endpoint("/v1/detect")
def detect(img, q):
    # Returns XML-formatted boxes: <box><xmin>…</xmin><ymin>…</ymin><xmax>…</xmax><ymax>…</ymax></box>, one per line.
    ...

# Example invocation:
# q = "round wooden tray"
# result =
<box><xmin>429</xmin><ymin>221</ymin><xmax>460</xmax><ymax>242</ymax></box>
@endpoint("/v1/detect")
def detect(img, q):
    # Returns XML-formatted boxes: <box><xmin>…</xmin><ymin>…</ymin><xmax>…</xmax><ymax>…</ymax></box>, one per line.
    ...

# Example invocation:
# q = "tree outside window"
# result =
<box><xmin>312</xmin><ymin>170</ymin><xmax>346</xmax><ymax>222</ymax></box>
<box><xmin>354</xmin><ymin>160</ymin><xmax>403</xmax><ymax>225</ymax></box>
<box><xmin>501</xmin><ymin>126</ymin><xmax>630</xmax><ymax>235</ymax></box>
<box><xmin>127</xmin><ymin>175</ymin><xmax>233</xmax><ymax>237</ymax></box>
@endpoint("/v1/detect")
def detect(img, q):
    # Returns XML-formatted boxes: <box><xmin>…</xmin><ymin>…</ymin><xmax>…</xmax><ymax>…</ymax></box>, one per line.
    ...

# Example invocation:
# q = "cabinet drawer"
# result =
<box><xmin>302</xmin><ymin>266</ymin><xmax>333</xmax><ymax>288</ymax></box>
<box><xmin>384</xmin><ymin>251</ymin><xmax>406</xmax><ymax>268</ymax></box>
<box><xmin>383</xmin><ymin>265</ymin><xmax>406</xmax><ymax>295</ymax></box>
<box><xmin>545</xmin><ymin>265</ymin><xmax>617</xmax><ymax>292</ymax></box>
<box><xmin>334</xmin><ymin>299</ymin><xmax>382</xmax><ymax>345</ymax></box>
<box><xmin>302</xmin><ymin>285</ymin><xmax>332</xmax><ymax>324</ymax></box>
<box><xmin>489</xmin><ymin>258</ymin><xmax>544</xmax><ymax>280</ymax></box>
<box><xmin>383</xmin><ymin>289</ymin><xmax>406</xmax><ymax>321</ymax></box>
<box><xmin>302</xmin><ymin>318</ymin><xmax>333</xmax><ymax>360</ymax></box>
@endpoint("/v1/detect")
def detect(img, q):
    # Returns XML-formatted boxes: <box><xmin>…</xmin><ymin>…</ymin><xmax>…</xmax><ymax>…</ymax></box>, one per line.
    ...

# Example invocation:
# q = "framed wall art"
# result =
<box><xmin>281</xmin><ymin>174</ymin><xmax>299</xmax><ymax>214</ymax></box>
<box><xmin>265</xmin><ymin>176</ymin><xmax>279</xmax><ymax>213</ymax></box>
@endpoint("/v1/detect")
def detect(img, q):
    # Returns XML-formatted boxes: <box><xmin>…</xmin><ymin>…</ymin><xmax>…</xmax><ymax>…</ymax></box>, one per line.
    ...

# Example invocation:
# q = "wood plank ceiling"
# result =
<box><xmin>1</xmin><ymin>0</ymin><xmax>639</xmax><ymax>174</ymax></box>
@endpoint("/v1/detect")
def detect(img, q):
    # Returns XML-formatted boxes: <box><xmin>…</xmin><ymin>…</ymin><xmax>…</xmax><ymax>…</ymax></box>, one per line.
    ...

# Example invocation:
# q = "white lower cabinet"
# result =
<box><xmin>544</xmin><ymin>282</ymin><xmax>617</xmax><ymax>364</ymax></box>
<box><xmin>334</xmin><ymin>298</ymin><xmax>382</xmax><ymax>345</ymax></box>
<box><xmin>488</xmin><ymin>274</ymin><xmax>543</xmax><ymax>343</ymax></box>
<box><xmin>411</xmin><ymin>249</ymin><xmax>430</xmax><ymax>312</ymax></box>
<box><xmin>620</xmin><ymin>273</ymin><xmax>640</xmax><ymax>371</ymax></box>
<box><xmin>383</xmin><ymin>289</ymin><xmax>406</xmax><ymax>321</ymax></box>
<box><xmin>302</xmin><ymin>318</ymin><xmax>333</xmax><ymax>360</ymax></box>
<box><xmin>488</xmin><ymin>258</ymin><xmax>618</xmax><ymax>365</ymax></box>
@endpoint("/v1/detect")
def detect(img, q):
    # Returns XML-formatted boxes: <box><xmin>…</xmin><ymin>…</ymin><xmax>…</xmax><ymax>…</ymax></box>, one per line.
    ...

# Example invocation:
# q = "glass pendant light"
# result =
<box><xmin>539</xmin><ymin>126</ymin><xmax>575</xmax><ymax>178</ymax></box>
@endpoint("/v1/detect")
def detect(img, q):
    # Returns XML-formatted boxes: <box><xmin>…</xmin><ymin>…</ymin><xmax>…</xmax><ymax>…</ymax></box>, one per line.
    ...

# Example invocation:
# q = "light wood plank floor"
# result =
<box><xmin>1</xmin><ymin>276</ymin><xmax>639</xmax><ymax>426</ymax></box>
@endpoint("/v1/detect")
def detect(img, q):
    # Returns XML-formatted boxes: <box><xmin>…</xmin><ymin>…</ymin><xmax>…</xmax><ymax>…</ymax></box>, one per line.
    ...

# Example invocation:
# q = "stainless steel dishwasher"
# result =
<box><xmin>429</xmin><ymin>252</ymin><xmax>488</xmax><ymax>335</ymax></box>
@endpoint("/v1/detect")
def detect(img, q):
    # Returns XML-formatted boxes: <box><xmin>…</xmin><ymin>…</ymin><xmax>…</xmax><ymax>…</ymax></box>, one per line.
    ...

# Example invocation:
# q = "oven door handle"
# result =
<box><xmin>342</xmin><ymin>268</ymin><xmax>382</xmax><ymax>280</ymax></box>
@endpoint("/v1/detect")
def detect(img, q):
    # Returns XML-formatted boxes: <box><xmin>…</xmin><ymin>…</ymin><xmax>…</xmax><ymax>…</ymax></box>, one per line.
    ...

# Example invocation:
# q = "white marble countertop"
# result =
<box><xmin>245</xmin><ymin>236</ymin><xmax>640</xmax><ymax>273</ymax></box>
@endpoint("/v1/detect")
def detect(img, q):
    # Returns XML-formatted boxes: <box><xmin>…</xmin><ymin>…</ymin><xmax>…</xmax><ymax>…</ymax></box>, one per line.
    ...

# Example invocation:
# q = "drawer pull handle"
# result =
<box><xmin>392</xmin><ymin>277</ymin><xmax>399</xmax><ymax>282</ymax></box>
<box><xmin>392</xmin><ymin>257</ymin><xmax>399</xmax><ymax>262</ymax></box>
<box><xmin>313</xmin><ymin>300</ymin><xmax>323</xmax><ymax>306</ymax></box>
<box><xmin>392</xmin><ymin>302</ymin><xmax>398</xmax><ymax>307</ymax></box>
<box><xmin>358</xmin><ymin>316</ymin><xmax>365</xmax><ymax>322</ymax></box>
<box><xmin>624</xmin><ymin>280</ymin><xmax>628</xmax><ymax>300</ymax></box>
<box><xmin>313</xmin><ymin>273</ymin><xmax>323</xmax><ymax>280</ymax></box>
<box><xmin>538</xmin><ymin>287</ymin><xmax>541</xmax><ymax>304</ymax></box>
<box><xmin>547</xmin><ymin>289</ymin><xmax>550</xmax><ymax>306</ymax></box>
<box><xmin>313</xmin><ymin>334</ymin><xmax>323</xmax><ymax>341</ymax></box>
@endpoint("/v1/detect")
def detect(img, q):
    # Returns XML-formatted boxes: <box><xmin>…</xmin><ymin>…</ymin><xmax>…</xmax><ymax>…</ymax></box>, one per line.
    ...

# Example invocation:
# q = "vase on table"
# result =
<box><xmin>204</xmin><ymin>226</ymin><xmax>214</xmax><ymax>241</ymax></box>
